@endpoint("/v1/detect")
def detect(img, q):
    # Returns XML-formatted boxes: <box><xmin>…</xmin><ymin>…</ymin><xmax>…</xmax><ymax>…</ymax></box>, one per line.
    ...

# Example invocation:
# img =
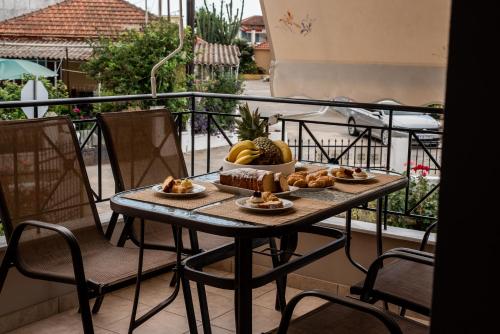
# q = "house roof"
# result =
<box><xmin>0</xmin><ymin>0</ymin><xmax>148</xmax><ymax>41</ymax></box>
<box><xmin>254</xmin><ymin>41</ymin><xmax>270</xmax><ymax>50</ymax></box>
<box><xmin>0</xmin><ymin>40</ymin><xmax>92</xmax><ymax>60</ymax></box>
<box><xmin>194</xmin><ymin>41</ymin><xmax>240</xmax><ymax>67</ymax></box>
<box><xmin>241</xmin><ymin>15</ymin><xmax>264</xmax><ymax>27</ymax></box>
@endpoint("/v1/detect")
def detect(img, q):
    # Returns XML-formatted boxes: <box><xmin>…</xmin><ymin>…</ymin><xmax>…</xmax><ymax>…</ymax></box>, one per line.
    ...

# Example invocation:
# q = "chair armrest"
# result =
<box><xmin>4</xmin><ymin>220</ymin><xmax>86</xmax><ymax>284</ymax></box>
<box><xmin>277</xmin><ymin>290</ymin><xmax>403</xmax><ymax>334</ymax></box>
<box><xmin>360</xmin><ymin>250</ymin><xmax>434</xmax><ymax>302</ymax></box>
<box><xmin>420</xmin><ymin>221</ymin><xmax>437</xmax><ymax>251</ymax></box>
<box><xmin>389</xmin><ymin>247</ymin><xmax>434</xmax><ymax>259</ymax></box>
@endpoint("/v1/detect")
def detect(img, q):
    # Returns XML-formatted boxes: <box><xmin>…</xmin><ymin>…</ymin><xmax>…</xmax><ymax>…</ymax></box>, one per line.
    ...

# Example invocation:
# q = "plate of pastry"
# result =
<box><xmin>152</xmin><ymin>176</ymin><xmax>206</xmax><ymax>197</ymax></box>
<box><xmin>214</xmin><ymin>168</ymin><xmax>298</xmax><ymax>197</ymax></box>
<box><xmin>330</xmin><ymin>167</ymin><xmax>376</xmax><ymax>182</ymax></box>
<box><xmin>285</xmin><ymin>169</ymin><xmax>336</xmax><ymax>191</ymax></box>
<box><xmin>235</xmin><ymin>191</ymin><xmax>294</xmax><ymax>213</ymax></box>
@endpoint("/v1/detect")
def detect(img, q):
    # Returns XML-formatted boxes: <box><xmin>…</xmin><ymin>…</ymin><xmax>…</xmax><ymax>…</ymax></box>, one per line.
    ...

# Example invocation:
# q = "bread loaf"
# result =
<box><xmin>220</xmin><ymin>168</ymin><xmax>275</xmax><ymax>192</ymax></box>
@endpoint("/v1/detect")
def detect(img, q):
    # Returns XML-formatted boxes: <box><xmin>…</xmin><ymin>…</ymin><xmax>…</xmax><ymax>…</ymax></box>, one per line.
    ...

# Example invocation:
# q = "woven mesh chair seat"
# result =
<box><xmin>20</xmin><ymin>226</ymin><xmax>175</xmax><ymax>285</ymax></box>
<box><xmin>351</xmin><ymin>259</ymin><xmax>433</xmax><ymax>313</ymax></box>
<box><xmin>268</xmin><ymin>303</ymin><xmax>428</xmax><ymax>334</ymax></box>
<box><xmin>99</xmin><ymin>110</ymin><xmax>231</xmax><ymax>250</ymax></box>
<box><xmin>0</xmin><ymin>117</ymin><xmax>172</xmax><ymax>288</ymax></box>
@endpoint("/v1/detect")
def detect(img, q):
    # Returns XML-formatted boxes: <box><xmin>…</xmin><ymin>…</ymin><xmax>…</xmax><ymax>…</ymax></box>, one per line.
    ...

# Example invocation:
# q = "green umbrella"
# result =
<box><xmin>0</xmin><ymin>58</ymin><xmax>57</xmax><ymax>80</ymax></box>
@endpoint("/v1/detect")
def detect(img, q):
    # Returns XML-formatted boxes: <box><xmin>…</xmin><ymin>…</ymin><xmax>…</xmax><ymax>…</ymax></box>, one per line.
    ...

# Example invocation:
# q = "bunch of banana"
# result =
<box><xmin>273</xmin><ymin>140</ymin><xmax>293</xmax><ymax>163</ymax></box>
<box><xmin>227</xmin><ymin>140</ymin><xmax>261</xmax><ymax>165</ymax></box>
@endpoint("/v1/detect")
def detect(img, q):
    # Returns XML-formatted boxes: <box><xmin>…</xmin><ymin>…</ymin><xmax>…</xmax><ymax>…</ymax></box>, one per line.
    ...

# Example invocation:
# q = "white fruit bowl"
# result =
<box><xmin>222</xmin><ymin>158</ymin><xmax>296</xmax><ymax>175</ymax></box>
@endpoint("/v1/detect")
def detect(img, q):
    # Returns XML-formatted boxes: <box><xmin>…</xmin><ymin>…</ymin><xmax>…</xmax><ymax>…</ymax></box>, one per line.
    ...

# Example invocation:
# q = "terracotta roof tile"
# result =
<box><xmin>193</xmin><ymin>41</ymin><xmax>240</xmax><ymax>67</ymax></box>
<box><xmin>254</xmin><ymin>41</ymin><xmax>270</xmax><ymax>50</ymax></box>
<box><xmin>0</xmin><ymin>39</ymin><xmax>92</xmax><ymax>60</ymax></box>
<box><xmin>241</xmin><ymin>15</ymin><xmax>264</xmax><ymax>27</ymax></box>
<box><xmin>0</xmin><ymin>0</ymin><xmax>148</xmax><ymax>40</ymax></box>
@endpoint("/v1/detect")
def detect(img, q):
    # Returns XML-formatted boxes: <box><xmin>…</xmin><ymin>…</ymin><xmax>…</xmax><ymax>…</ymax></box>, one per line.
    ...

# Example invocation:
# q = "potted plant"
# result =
<box><xmin>223</xmin><ymin>103</ymin><xmax>295</xmax><ymax>175</ymax></box>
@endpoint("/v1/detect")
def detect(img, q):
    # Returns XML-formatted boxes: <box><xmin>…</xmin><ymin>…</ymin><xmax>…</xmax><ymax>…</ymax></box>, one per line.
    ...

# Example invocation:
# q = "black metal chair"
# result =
<box><xmin>273</xmin><ymin>290</ymin><xmax>428</xmax><ymax>334</ymax></box>
<box><xmin>0</xmin><ymin>117</ymin><xmax>178</xmax><ymax>334</ymax></box>
<box><xmin>350</xmin><ymin>222</ymin><xmax>437</xmax><ymax>316</ymax></box>
<box><xmin>97</xmin><ymin>110</ymin><xmax>288</xmax><ymax>332</ymax></box>
<box><xmin>97</xmin><ymin>110</ymin><xmax>230</xmax><ymax>252</ymax></box>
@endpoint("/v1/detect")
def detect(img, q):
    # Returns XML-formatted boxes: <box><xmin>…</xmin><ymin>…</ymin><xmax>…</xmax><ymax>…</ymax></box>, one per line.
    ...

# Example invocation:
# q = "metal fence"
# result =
<box><xmin>0</xmin><ymin>92</ymin><xmax>444</xmax><ymax>230</ymax></box>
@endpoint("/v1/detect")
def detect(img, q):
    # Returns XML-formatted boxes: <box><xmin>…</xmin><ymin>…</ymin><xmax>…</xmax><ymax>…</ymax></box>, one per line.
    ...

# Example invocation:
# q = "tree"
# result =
<box><xmin>82</xmin><ymin>19</ymin><xmax>193</xmax><ymax>112</ymax></box>
<box><xmin>196</xmin><ymin>0</ymin><xmax>244</xmax><ymax>44</ymax></box>
<box><xmin>234</xmin><ymin>38</ymin><xmax>261</xmax><ymax>74</ymax></box>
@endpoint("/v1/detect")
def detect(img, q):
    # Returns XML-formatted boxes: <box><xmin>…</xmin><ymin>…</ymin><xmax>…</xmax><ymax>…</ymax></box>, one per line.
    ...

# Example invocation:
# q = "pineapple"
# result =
<box><xmin>235</xmin><ymin>103</ymin><xmax>269</xmax><ymax>140</ymax></box>
<box><xmin>235</xmin><ymin>104</ymin><xmax>283</xmax><ymax>165</ymax></box>
<box><xmin>253</xmin><ymin>137</ymin><xmax>283</xmax><ymax>165</ymax></box>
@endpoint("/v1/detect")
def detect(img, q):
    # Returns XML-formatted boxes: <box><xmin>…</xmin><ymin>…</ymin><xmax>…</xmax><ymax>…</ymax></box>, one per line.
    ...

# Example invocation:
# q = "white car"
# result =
<box><xmin>335</xmin><ymin>97</ymin><xmax>441</xmax><ymax>146</ymax></box>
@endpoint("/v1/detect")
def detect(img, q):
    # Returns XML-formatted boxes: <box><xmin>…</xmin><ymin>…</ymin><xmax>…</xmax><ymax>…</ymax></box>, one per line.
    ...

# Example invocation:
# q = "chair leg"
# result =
<box><xmin>188</xmin><ymin>229</ymin><xmax>212</xmax><ymax>334</ymax></box>
<box><xmin>104</xmin><ymin>212</ymin><xmax>119</xmax><ymax>240</ymax></box>
<box><xmin>400</xmin><ymin>307</ymin><xmax>407</xmax><ymax>317</ymax></box>
<box><xmin>76</xmin><ymin>286</ymin><xmax>94</xmax><ymax>334</ymax></box>
<box><xmin>0</xmin><ymin>241</ymin><xmax>15</xmax><ymax>294</ymax></box>
<box><xmin>91</xmin><ymin>295</ymin><xmax>105</xmax><ymax>314</ymax></box>
<box><xmin>128</xmin><ymin>219</ymin><xmax>145</xmax><ymax>334</ymax></box>
<box><xmin>269</xmin><ymin>238</ymin><xmax>287</xmax><ymax>312</ymax></box>
<box><xmin>181</xmin><ymin>274</ymin><xmax>199</xmax><ymax>334</ymax></box>
<box><xmin>117</xmin><ymin>216</ymin><xmax>134</xmax><ymax>247</ymax></box>
<box><xmin>169</xmin><ymin>225</ymin><xmax>179</xmax><ymax>287</ymax></box>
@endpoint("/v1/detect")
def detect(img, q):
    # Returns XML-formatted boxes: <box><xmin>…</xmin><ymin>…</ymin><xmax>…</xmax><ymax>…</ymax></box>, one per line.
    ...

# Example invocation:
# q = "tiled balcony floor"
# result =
<box><xmin>6</xmin><ymin>268</ymin><xmax>327</xmax><ymax>334</ymax></box>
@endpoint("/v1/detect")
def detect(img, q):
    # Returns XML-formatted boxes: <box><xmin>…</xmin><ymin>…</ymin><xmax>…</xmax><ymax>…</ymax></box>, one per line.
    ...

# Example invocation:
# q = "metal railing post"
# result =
<box><xmin>190</xmin><ymin>96</ymin><xmax>196</xmax><ymax>176</ymax></box>
<box><xmin>298</xmin><ymin>121</ymin><xmax>303</xmax><ymax>161</ymax></box>
<box><xmin>97</xmin><ymin>123</ymin><xmax>102</xmax><ymax>201</ymax></box>
<box><xmin>206</xmin><ymin>114</ymin><xmax>211</xmax><ymax>173</ymax></box>
<box><xmin>367</xmin><ymin>128</ymin><xmax>372</xmax><ymax>169</ymax></box>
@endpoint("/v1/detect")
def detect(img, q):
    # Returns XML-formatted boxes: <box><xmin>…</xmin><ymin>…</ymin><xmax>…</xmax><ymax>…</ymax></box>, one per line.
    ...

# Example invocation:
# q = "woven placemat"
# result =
<box><xmin>295</xmin><ymin>164</ymin><xmax>329</xmax><ymax>173</ymax></box>
<box><xmin>197</xmin><ymin>196</ymin><xmax>335</xmax><ymax>226</ymax></box>
<box><xmin>332</xmin><ymin>174</ymin><xmax>405</xmax><ymax>194</ymax></box>
<box><xmin>122</xmin><ymin>182</ymin><xmax>235</xmax><ymax>210</ymax></box>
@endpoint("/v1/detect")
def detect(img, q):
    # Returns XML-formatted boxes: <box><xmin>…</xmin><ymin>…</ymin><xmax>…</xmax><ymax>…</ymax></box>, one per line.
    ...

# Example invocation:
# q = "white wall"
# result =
<box><xmin>0</xmin><ymin>0</ymin><xmax>63</xmax><ymax>21</ymax></box>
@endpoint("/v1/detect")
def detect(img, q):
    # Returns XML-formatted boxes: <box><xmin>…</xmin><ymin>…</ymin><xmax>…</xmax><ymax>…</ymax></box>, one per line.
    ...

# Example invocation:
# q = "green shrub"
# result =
<box><xmin>196</xmin><ymin>71</ymin><xmax>243</xmax><ymax>132</ymax></box>
<box><xmin>0</xmin><ymin>76</ymin><xmax>69</xmax><ymax>120</ymax></box>
<box><xmin>352</xmin><ymin>173</ymin><xmax>439</xmax><ymax>231</ymax></box>
<box><xmin>83</xmin><ymin>19</ymin><xmax>193</xmax><ymax>113</ymax></box>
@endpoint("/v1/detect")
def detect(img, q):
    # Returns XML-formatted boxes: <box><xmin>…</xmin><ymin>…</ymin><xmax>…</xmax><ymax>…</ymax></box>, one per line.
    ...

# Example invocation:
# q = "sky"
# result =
<box><xmin>126</xmin><ymin>0</ymin><xmax>262</xmax><ymax>18</ymax></box>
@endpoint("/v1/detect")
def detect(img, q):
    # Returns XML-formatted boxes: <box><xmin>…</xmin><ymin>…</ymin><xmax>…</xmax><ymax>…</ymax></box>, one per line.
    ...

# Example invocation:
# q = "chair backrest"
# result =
<box><xmin>0</xmin><ymin>117</ymin><xmax>102</xmax><ymax>239</ymax></box>
<box><xmin>98</xmin><ymin>110</ymin><xmax>187</xmax><ymax>192</ymax></box>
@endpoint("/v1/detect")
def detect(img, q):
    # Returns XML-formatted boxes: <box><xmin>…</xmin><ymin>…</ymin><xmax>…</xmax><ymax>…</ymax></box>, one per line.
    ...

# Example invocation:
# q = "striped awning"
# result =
<box><xmin>0</xmin><ymin>40</ymin><xmax>92</xmax><ymax>61</ymax></box>
<box><xmin>194</xmin><ymin>41</ymin><xmax>240</xmax><ymax>67</ymax></box>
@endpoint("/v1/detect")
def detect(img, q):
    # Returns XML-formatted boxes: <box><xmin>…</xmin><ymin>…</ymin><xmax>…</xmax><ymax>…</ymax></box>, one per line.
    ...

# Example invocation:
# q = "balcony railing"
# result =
<box><xmin>0</xmin><ymin>92</ymin><xmax>443</xmax><ymax>232</ymax></box>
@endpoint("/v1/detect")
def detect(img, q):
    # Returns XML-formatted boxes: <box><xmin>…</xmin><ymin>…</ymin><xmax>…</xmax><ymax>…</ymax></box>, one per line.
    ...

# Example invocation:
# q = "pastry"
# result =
<box><xmin>258</xmin><ymin>200</ymin><xmax>284</xmax><ymax>209</ymax></box>
<box><xmin>330</xmin><ymin>167</ymin><xmax>340</xmax><ymax>177</ymax></box>
<box><xmin>312</xmin><ymin>169</ymin><xmax>328</xmax><ymax>177</ymax></box>
<box><xmin>305</xmin><ymin>174</ymin><xmax>318</xmax><ymax>183</ymax></box>
<box><xmin>318</xmin><ymin>175</ymin><xmax>335</xmax><ymax>187</ymax></box>
<box><xmin>308</xmin><ymin>179</ymin><xmax>326</xmax><ymax>188</ymax></box>
<box><xmin>293</xmin><ymin>179</ymin><xmax>308</xmax><ymax>188</ymax></box>
<box><xmin>287</xmin><ymin>174</ymin><xmax>305</xmax><ymax>186</ymax></box>
<box><xmin>161</xmin><ymin>176</ymin><xmax>175</xmax><ymax>192</ymax></box>
<box><xmin>246</xmin><ymin>191</ymin><xmax>265</xmax><ymax>207</ymax></box>
<box><xmin>353</xmin><ymin>168</ymin><xmax>368</xmax><ymax>179</ymax></box>
<box><xmin>344</xmin><ymin>168</ymin><xmax>354</xmax><ymax>178</ymax></box>
<box><xmin>180</xmin><ymin>179</ymin><xmax>193</xmax><ymax>189</ymax></box>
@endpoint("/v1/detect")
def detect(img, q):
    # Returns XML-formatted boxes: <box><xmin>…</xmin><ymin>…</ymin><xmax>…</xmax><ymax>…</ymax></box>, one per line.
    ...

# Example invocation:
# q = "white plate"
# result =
<box><xmin>332</xmin><ymin>173</ymin><xmax>377</xmax><ymax>183</ymax></box>
<box><xmin>211</xmin><ymin>180</ymin><xmax>298</xmax><ymax>197</ymax></box>
<box><xmin>152</xmin><ymin>184</ymin><xmax>206</xmax><ymax>197</ymax></box>
<box><xmin>293</xmin><ymin>185</ymin><xmax>335</xmax><ymax>191</ymax></box>
<box><xmin>235</xmin><ymin>197</ymin><xmax>294</xmax><ymax>213</ymax></box>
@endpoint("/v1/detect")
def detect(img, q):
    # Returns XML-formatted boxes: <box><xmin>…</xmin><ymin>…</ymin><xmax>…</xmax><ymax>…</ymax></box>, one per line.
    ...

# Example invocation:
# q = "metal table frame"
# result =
<box><xmin>110</xmin><ymin>170</ymin><xmax>407</xmax><ymax>334</ymax></box>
